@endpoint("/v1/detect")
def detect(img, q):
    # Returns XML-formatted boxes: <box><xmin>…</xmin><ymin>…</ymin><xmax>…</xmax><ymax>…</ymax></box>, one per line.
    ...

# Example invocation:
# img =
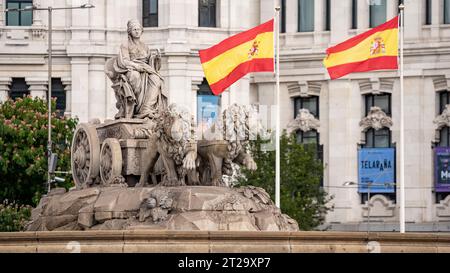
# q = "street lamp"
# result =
<box><xmin>343</xmin><ymin>181</ymin><xmax>396</xmax><ymax>236</ymax></box>
<box><xmin>4</xmin><ymin>3</ymin><xmax>95</xmax><ymax>192</ymax></box>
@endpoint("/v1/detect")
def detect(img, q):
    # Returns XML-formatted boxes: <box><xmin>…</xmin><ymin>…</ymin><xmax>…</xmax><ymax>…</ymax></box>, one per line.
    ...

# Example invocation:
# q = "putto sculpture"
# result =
<box><xmin>26</xmin><ymin>20</ymin><xmax>299</xmax><ymax>232</ymax></box>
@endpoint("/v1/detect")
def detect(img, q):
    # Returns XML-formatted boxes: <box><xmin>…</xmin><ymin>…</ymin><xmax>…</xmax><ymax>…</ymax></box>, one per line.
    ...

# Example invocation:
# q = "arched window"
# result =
<box><xmin>9</xmin><ymin>78</ymin><xmax>29</xmax><ymax>100</ymax></box>
<box><xmin>199</xmin><ymin>0</ymin><xmax>217</xmax><ymax>28</ymax></box>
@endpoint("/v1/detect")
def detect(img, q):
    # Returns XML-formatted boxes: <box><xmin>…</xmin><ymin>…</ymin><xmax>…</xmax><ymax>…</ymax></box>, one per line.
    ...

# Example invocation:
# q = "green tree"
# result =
<box><xmin>0</xmin><ymin>96</ymin><xmax>78</xmax><ymax>205</ymax></box>
<box><xmin>238</xmin><ymin>132</ymin><xmax>333</xmax><ymax>230</ymax></box>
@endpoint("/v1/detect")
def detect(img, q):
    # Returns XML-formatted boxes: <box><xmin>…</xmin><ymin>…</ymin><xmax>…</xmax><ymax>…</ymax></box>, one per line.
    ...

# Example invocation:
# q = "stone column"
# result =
<box><xmin>357</xmin><ymin>0</ymin><xmax>370</xmax><ymax>31</ymax></box>
<box><xmin>313</xmin><ymin>0</ymin><xmax>325</xmax><ymax>45</ymax></box>
<box><xmin>403</xmin><ymin>0</ymin><xmax>421</xmax><ymax>41</ymax></box>
<box><xmin>61</xmin><ymin>77</ymin><xmax>72</xmax><ymax>116</ymax></box>
<box><xmin>260</xmin><ymin>0</ymin><xmax>276</xmax><ymax>23</ymax></box>
<box><xmin>166</xmin><ymin>56</ymin><xmax>191</xmax><ymax>110</ymax></box>
<box><xmin>386</xmin><ymin>0</ymin><xmax>397</xmax><ymax>21</ymax></box>
<box><xmin>90</xmin><ymin>0</ymin><xmax>105</xmax><ymax>43</ymax></box>
<box><xmin>32</xmin><ymin>0</ymin><xmax>43</xmax><ymax>26</ymax></box>
<box><xmin>71</xmin><ymin>57</ymin><xmax>89</xmax><ymax>122</ymax></box>
<box><xmin>331</xmin><ymin>0</ymin><xmax>351</xmax><ymax>44</ymax></box>
<box><xmin>191</xmin><ymin>79</ymin><xmax>203</xmax><ymax>124</ymax></box>
<box><xmin>430</xmin><ymin>0</ymin><xmax>441</xmax><ymax>40</ymax></box>
<box><xmin>326</xmin><ymin>80</ymin><xmax>362</xmax><ymax>223</ymax></box>
<box><xmin>0</xmin><ymin>0</ymin><xmax>5</xmax><ymax>26</ymax></box>
<box><xmin>70</xmin><ymin>0</ymin><xmax>90</xmax><ymax>43</ymax></box>
<box><xmin>285</xmin><ymin>0</ymin><xmax>297</xmax><ymax>33</ymax></box>
<box><xmin>26</xmin><ymin>78</ymin><xmax>48</xmax><ymax>101</ymax></box>
<box><xmin>0</xmin><ymin>78</ymin><xmax>12</xmax><ymax>103</ymax></box>
<box><xmin>88</xmin><ymin>57</ymin><xmax>107</xmax><ymax>120</ymax></box>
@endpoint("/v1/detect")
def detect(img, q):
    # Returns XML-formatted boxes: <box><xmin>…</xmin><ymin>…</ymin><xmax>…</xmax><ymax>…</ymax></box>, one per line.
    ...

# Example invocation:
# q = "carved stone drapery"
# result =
<box><xmin>287</xmin><ymin>109</ymin><xmax>320</xmax><ymax>133</ymax></box>
<box><xmin>359</xmin><ymin>107</ymin><xmax>393</xmax><ymax>132</ymax></box>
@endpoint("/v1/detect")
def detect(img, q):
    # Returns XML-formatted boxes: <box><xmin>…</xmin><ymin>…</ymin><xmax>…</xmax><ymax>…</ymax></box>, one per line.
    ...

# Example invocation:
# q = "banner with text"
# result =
<box><xmin>435</xmin><ymin>147</ymin><xmax>450</xmax><ymax>192</ymax></box>
<box><xmin>358</xmin><ymin>148</ymin><xmax>395</xmax><ymax>193</ymax></box>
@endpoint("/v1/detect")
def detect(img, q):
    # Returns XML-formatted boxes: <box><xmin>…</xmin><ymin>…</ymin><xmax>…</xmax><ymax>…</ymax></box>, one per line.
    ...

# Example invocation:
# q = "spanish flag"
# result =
<box><xmin>199</xmin><ymin>19</ymin><xmax>274</xmax><ymax>95</ymax></box>
<box><xmin>323</xmin><ymin>16</ymin><xmax>399</xmax><ymax>80</ymax></box>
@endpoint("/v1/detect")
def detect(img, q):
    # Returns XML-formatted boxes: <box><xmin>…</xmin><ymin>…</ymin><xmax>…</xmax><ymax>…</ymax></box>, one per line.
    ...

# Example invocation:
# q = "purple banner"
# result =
<box><xmin>435</xmin><ymin>147</ymin><xmax>450</xmax><ymax>193</ymax></box>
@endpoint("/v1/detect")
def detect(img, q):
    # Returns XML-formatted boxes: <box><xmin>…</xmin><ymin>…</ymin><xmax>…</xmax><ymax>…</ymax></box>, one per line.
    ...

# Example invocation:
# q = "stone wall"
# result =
<box><xmin>0</xmin><ymin>231</ymin><xmax>449</xmax><ymax>253</ymax></box>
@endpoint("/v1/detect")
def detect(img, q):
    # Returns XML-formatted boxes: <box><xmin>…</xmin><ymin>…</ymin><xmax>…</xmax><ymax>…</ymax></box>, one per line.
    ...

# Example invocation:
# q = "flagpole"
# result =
<box><xmin>399</xmin><ymin>4</ymin><xmax>406</xmax><ymax>233</ymax></box>
<box><xmin>275</xmin><ymin>5</ymin><xmax>281</xmax><ymax>208</ymax></box>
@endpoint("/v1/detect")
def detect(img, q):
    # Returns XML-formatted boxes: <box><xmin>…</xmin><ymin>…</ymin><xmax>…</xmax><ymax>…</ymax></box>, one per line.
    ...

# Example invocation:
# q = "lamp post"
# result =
<box><xmin>343</xmin><ymin>181</ymin><xmax>396</xmax><ymax>236</ymax></box>
<box><xmin>5</xmin><ymin>4</ymin><xmax>95</xmax><ymax>192</ymax></box>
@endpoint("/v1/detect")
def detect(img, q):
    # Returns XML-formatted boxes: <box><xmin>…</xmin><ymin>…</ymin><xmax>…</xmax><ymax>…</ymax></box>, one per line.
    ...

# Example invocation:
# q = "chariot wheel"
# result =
<box><xmin>71</xmin><ymin>124</ymin><xmax>100</xmax><ymax>189</ymax></box>
<box><xmin>100</xmin><ymin>138</ymin><xmax>123</xmax><ymax>186</ymax></box>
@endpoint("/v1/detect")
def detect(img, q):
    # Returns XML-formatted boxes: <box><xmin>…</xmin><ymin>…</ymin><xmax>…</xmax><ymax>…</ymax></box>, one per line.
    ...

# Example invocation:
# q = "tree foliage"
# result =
<box><xmin>0</xmin><ymin>96</ymin><xmax>77</xmax><ymax>205</ymax></box>
<box><xmin>238</xmin><ymin>133</ymin><xmax>333</xmax><ymax>230</ymax></box>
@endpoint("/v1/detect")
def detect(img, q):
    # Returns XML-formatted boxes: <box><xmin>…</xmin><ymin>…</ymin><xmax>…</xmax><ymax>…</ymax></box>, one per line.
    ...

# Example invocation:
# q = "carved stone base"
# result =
<box><xmin>26</xmin><ymin>186</ymin><xmax>299</xmax><ymax>232</ymax></box>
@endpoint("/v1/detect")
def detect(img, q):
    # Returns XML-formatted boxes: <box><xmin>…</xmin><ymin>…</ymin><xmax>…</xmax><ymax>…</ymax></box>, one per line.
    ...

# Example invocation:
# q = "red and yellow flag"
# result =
<box><xmin>199</xmin><ymin>19</ymin><xmax>274</xmax><ymax>95</ymax></box>
<box><xmin>323</xmin><ymin>16</ymin><xmax>399</xmax><ymax>80</ymax></box>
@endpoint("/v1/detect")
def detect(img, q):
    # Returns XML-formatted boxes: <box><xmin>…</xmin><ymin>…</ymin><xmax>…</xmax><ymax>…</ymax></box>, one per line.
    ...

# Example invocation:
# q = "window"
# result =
<box><xmin>445</xmin><ymin>0</ymin><xmax>450</xmax><ymax>24</ymax></box>
<box><xmin>425</xmin><ymin>0</ymin><xmax>432</xmax><ymax>25</ymax></box>
<box><xmin>197</xmin><ymin>78</ymin><xmax>220</xmax><ymax>137</ymax></box>
<box><xmin>6</xmin><ymin>0</ymin><xmax>33</xmax><ymax>26</ymax></box>
<box><xmin>439</xmin><ymin>91</ymin><xmax>449</xmax><ymax>114</ymax></box>
<box><xmin>365</xmin><ymin>93</ymin><xmax>391</xmax><ymax>116</ymax></box>
<box><xmin>364</xmin><ymin>128</ymin><xmax>392</xmax><ymax>148</ymax></box>
<box><xmin>9</xmin><ymin>78</ymin><xmax>30</xmax><ymax>100</ymax></box>
<box><xmin>297</xmin><ymin>129</ymin><xmax>323</xmax><ymax>158</ymax></box>
<box><xmin>294</xmin><ymin>96</ymin><xmax>319</xmax><ymax>118</ymax></box>
<box><xmin>298</xmin><ymin>0</ymin><xmax>314</xmax><ymax>32</ymax></box>
<box><xmin>439</xmin><ymin>92</ymin><xmax>450</xmax><ymax>147</ymax></box>
<box><xmin>281</xmin><ymin>0</ymin><xmax>286</xmax><ymax>33</ymax></box>
<box><xmin>325</xmin><ymin>0</ymin><xmax>330</xmax><ymax>31</ymax></box>
<box><xmin>352</xmin><ymin>0</ymin><xmax>358</xmax><ymax>29</ymax></box>
<box><xmin>369</xmin><ymin>0</ymin><xmax>386</xmax><ymax>28</ymax></box>
<box><xmin>51</xmin><ymin>78</ymin><xmax>66</xmax><ymax>116</ymax></box>
<box><xmin>199</xmin><ymin>0</ymin><xmax>216</xmax><ymax>28</ymax></box>
<box><xmin>143</xmin><ymin>0</ymin><xmax>158</xmax><ymax>27</ymax></box>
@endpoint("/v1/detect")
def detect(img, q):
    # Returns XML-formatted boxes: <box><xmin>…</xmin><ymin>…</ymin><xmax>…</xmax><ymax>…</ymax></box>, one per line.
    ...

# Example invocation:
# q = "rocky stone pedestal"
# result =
<box><xmin>26</xmin><ymin>186</ymin><xmax>299</xmax><ymax>232</ymax></box>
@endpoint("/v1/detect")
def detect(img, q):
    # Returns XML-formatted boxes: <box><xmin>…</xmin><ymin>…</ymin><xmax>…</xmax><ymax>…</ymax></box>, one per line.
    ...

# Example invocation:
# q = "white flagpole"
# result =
<box><xmin>399</xmin><ymin>4</ymin><xmax>406</xmax><ymax>233</ymax></box>
<box><xmin>275</xmin><ymin>5</ymin><xmax>281</xmax><ymax>208</ymax></box>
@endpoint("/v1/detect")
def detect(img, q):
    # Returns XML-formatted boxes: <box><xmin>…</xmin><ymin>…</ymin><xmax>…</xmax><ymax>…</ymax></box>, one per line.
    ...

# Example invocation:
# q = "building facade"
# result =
<box><xmin>1</xmin><ymin>0</ymin><xmax>450</xmax><ymax>231</ymax></box>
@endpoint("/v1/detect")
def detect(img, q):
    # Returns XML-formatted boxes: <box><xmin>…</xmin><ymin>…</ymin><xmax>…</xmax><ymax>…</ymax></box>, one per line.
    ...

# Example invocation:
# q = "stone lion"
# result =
<box><xmin>136</xmin><ymin>104</ymin><xmax>199</xmax><ymax>187</ymax></box>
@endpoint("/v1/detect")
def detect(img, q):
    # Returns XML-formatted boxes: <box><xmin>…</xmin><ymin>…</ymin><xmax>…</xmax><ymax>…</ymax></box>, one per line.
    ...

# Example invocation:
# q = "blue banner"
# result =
<box><xmin>358</xmin><ymin>148</ymin><xmax>396</xmax><ymax>193</ymax></box>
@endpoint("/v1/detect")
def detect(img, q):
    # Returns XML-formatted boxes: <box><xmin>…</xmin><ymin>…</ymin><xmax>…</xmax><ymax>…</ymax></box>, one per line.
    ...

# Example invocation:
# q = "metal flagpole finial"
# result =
<box><xmin>275</xmin><ymin>6</ymin><xmax>281</xmax><ymax>12</ymax></box>
<box><xmin>399</xmin><ymin>4</ymin><xmax>405</xmax><ymax>10</ymax></box>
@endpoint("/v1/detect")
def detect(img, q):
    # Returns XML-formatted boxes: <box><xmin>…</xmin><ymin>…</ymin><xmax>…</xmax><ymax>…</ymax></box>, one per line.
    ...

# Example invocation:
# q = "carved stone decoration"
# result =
<box><xmin>100</xmin><ymin>138</ymin><xmax>126</xmax><ymax>187</ymax></box>
<box><xmin>287</xmin><ymin>81</ymin><xmax>321</xmax><ymax>97</ymax></box>
<box><xmin>359</xmin><ymin>106</ymin><xmax>393</xmax><ymax>132</ymax></box>
<box><xmin>437</xmin><ymin>195</ymin><xmax>450</xmax><ymax>217</ymax></box>
<box><xmin>362</xmin><ymin>194</ymin><xmax>396</xmax><ymax>218</ymax></box>
<box><xmin>287</xmin><ymin>109</ymin><xmax>320</xmax><ymax>133</ymax></box>
<box><xmin>26</xmin><ymin>186</ymin><xmax>299</xmax><ymax>232</ymax></box>
<box><xmin>434</xmin><ymin>104</ymin><xmax>450</xmax><ymax>130</ymax></box>
<box><xmin>358</xmin><ymin>78</ymin><xmax>394</xmax><ymax>95</ymax></box>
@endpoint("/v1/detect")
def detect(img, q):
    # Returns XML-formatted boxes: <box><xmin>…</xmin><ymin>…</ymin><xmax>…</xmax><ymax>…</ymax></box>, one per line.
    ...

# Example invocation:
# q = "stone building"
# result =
<box><xmin>1</xmin><ymin>0</ymin><xmax>450</xmax><ymax>231</ymax></box>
